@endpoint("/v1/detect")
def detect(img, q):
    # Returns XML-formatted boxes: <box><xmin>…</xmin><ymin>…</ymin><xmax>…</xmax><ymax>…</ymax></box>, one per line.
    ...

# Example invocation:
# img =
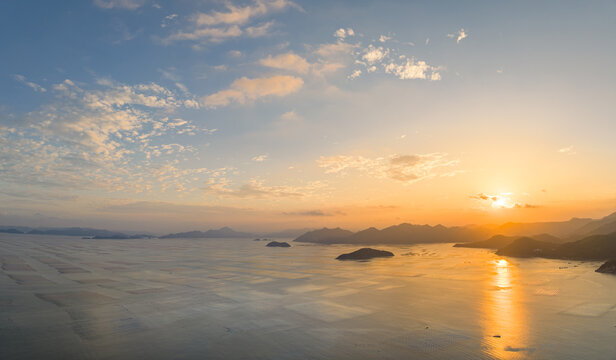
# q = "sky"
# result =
<box><xmin>0</xmin><ymin>0</ymin><xmax>615</xmax><ymax>233</ymax></box>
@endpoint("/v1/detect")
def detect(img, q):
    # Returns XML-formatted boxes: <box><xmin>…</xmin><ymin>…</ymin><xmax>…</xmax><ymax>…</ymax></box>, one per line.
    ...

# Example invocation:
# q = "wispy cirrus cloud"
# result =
<box><xmin>282</xmin><ymin>209</ymin><xmax>344</xmax><ymax>217</ymax></box>
<box><xmin>204</xmin><ymin>178</ymin><xmax>325</xmax><ymax>199</ymax></box>
<box><xmin>447</xmin><ymin>28</ymin><xmax>468</xmax><ymax>44</ymax></box>
<box><xmin>93</xmin><ymin>0</ymin><xmax>146</xmax><ymax>10</ymax></box>
<box><xmin>201</xmin><ymin>75</ymin><xmax>303</xmax><ymax>108</ymax></box>
<box><xmin>317</xmin><ymin>153</ymin><xmax>459</xmax><ymax>184</ymax></box>
<box><xmin>161</xmin><ymin>0</ymin><xmax>300</xmax><ymax>45</ymax></box>
<box><xmin>13</xmin><ymin>74</ymin><xmax>46</xmax><ymax>92</ymax></box>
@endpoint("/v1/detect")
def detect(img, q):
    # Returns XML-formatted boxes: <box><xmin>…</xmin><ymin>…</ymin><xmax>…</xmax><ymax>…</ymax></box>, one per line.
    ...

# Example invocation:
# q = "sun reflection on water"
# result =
<box><xmin>482</xmin><ymin>258</ymin><xmax>528</xmax><ymax>359</ymax></box>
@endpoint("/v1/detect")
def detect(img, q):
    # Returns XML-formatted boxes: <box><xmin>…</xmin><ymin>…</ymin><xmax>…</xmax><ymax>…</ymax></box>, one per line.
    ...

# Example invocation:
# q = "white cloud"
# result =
<box><xmin>379</xmin><ymin>35</ymin><xmax>391</xmax><ymax>43</ymax></box>
<box><xmin>334</xmin><ymin>28</ymin><xmax>355</xmax><ymax>40</ymax></box>
<box><xmin>259</xmin><ymin>51</ymin><xmax>344</xmax><ymax>76</ymax></box>
<box><xmin>163</xmin><ymin>25</ymin><xmax>243</xmax><ymax>44</ymax></box>
<box><xmin>259</xmin><ymin>52</ymin><xmax>311</xmax><ymax>74</ymax></box>
<box><xmin>205</xmin><ymin>178</ymin><xmax>324</xmax><ymax>199</ymax></box>
<box><xmin>447</xmin><ymin>28</ymin><xmax>468</xmax><ymax>44</ymax></box>
<box><xmin>161</xmin><ymin>13</ymin><xmax>178</xmax><ymax>28</ymax></box>
<box><xmin>13</xmin><ymin>74</ymin><xmax>46</xmax><ymax>92</ymax></box>
<box><xmin>384</xmin><ymin>58</ymin><xmax>441</xmax><ymax>80</ymax></box>
<box><xmin>362</xmin><ymin>45</ymin><xmax>389</xmax><ymax>64</ymax></box>
<box><xmin>193</xmin><ymin>0</ymin><xmax>293</xmax><ymax>26</ymax></box>
<box><xmin>93</xmin><ymin>0</ymin><xmax>145</xmax><ymax>10</ymax></box>
<box><xmin>314</xmin><ymin>41</ymin><xmax>358</xmax><ymax>58</ymax></box>
<box><xmin>317</xmin><ymin>153</ymin><xmax>458</xmax><ymax>184</ymax></box>
<box><xmin>0</xmin><ymin>78</ymin><xmax>210</xmax><ymax>195</ymax></box>
<box><xmin>163</xmin><ymin>0</ymin><xmax>297</xmax><ymax>45</ymax></box>
<box><xmin>334</xmin><ymin>34</ymin><xmax>443</xmax><ymax>81</ymax></box>
<box><xmin>558</xmin><ymin>146</ymin><xmax>576</xmax><ymax>155</ymax></box>
<box><xmin>252</xmin><ymin>154</ymin><xmax>268</xmax><ymax>162</ymax></box>
<box><xmin>201</xmin><ymin>75</ymin><xmax>303</xmax><ymax>108</ymax></box>
<box><xmin>279</xmin><ymin>110</ymin><xmax>301</xmax><ymax>122</ymax></box>
<box><xmin>245</xmin><ymin>21</ymin><xmax>275</xmax><ymax>37</ymax></box>
<box><xmin>348</xmin><ymin>69</ymin><xmax>362</xmax><ymax>80</ymax></box>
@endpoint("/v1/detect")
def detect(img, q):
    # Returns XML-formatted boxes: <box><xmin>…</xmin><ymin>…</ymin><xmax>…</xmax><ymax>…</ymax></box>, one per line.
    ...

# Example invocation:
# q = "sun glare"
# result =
<box><xmin>496</xmin><ymin>259</ymin><xmax>509</xmax><ymax>267</ymax></box>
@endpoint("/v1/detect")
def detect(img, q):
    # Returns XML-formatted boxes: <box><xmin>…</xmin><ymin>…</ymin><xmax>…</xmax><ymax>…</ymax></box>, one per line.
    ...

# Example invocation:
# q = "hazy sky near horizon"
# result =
<box><xmin>0</xmin><ymin>0</ymin><xmax>614</xmax><ymax>232</ymax></box>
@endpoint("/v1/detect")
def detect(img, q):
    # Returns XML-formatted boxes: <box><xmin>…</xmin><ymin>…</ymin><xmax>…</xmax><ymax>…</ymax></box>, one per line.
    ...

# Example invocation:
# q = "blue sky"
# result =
<box><xmin>1</xmin><ymin>0</ymin><xmax>614</xmax><ymax>232</ymax></box>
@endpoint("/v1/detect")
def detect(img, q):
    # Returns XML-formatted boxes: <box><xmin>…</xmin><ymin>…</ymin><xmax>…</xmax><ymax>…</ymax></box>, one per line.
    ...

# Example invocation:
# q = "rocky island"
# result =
<box><xmin>336</xmin><ymin>248</ymin><xmax>394</xmax><ymax>260</ymax></box>
<box><xmin>595</xmin><ymin>259</ymin><xmax>616</xmax><ymax>274</ymax></box>
<box><xmin>266</xmin><ymin>241</ymin><xmax>291</xmax><ymax>247</ymax></box>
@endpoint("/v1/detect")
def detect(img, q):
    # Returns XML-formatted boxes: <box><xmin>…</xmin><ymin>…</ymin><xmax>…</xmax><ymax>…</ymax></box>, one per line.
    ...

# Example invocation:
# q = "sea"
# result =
<box><xmin>0</xmin><ymin>233</ymin><xmax>614</xmax><ymax>359</ymax></box>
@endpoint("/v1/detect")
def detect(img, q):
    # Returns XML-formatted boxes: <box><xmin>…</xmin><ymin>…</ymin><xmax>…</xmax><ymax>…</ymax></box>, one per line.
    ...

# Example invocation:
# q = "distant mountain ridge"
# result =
<box><xmin>496</xmin><ymin>231</ymin><xmax>616</xmax><ymax>260</ymax></box>
<box><xmin>293</xmin><ymin>211</ymin><xmax>616</xmax><ymax>246</ymax></box>
<box><xmin>160</xmin><ymin>227</ymin><xmax>255</xmax><ymax>239</ymax></box>
<box><xmin>454</xmin><ymin>233</ymin><xmax>561</xmax><ymax>249</ymax></box>
<box><xmin>294</xmin><ymin>223</ymin><xmax>491</xmax><ymax>245</ymax></box>
<box><xmin>492</xmin><ymin>213</ymin><xmax>616</xmax><ymax>239</ymax></box>
<box><xmin>0</xmin><ymin>226</ymin><xmax>148</xmax><ymax>238</ymax></box>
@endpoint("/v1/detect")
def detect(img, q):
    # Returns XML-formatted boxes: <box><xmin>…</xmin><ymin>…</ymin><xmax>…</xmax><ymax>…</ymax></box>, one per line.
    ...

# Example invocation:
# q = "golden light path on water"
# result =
<box><xmin>482</xmin><ymin>258</ymin><xmax>529</xmax><ymax>359</ymax></box>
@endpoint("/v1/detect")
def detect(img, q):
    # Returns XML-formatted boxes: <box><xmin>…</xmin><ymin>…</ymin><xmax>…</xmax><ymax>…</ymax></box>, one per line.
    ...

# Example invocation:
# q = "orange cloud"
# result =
<box><xmin>201</xmin><ymin>75</ymin><xmax>304</xmax><ymax>108</ymax></box>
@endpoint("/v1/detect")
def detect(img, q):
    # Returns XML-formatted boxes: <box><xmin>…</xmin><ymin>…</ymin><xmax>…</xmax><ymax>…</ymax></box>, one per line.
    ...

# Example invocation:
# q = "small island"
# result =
<box><xmin>336</xmin><ymin>248</ymin><xmax>394</xmax><ymax>260</ymax></box>
<box><xmin>266</xmin><ymin>241</ymin><xmax>291</xmax><ymax>247</ymax></box>
<box><xmin>595</xmin><ymin>259</ymin><xmax>616</xmax><ymax>274</ymax></box>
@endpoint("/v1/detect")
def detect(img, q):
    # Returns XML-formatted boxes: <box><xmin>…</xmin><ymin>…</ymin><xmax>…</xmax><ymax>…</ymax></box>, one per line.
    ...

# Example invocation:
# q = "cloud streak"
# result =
<box><xmin>317</xmin><ymin>153</ymin><xmax>459</xmax><ymax>184</ymax></box>
<box><xmin>201</xmin><ymin>75</ymin><xmax>303</xmax><ymax>108</ymax></box>
<box><xmin>162</xmin><ymin>0</ymin><xmax>299</xmax><ymax>45</ymax></box>
<box><xmin>204</xmin><ymin>178</ymin><xmax>324</xmax><ymax>199</ymax></box>
<box><xmin>13</xmin><ymin>74</ymin><xmax>46</xmax><ymax>92</ymax></box>
<box><xmin>470</xmin><ymin>193</ymin><xmax>539</xmax><ymax>209</ymax></box>
<box><xmin>93</xmin><ymin>0</ymin><xmax>145</xmax><ymax>10</ymax></box>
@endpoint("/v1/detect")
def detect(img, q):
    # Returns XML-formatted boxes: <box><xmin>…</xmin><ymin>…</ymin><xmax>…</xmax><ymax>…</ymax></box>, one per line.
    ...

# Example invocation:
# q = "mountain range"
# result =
<box><xmin>293</xmin><ymin>211</ymin><xmax>616</xmax><ymax>245</ymax></box>
<box><xmin>495</xmin><ymin>232</ymin><xmax>616</xmax><ymax>260</ymax></box>
<box><xmin>1</xmin><ymin>211</ymin><xmax>614</xmax><ymax>245</ymax></box>
<box><xmin>159</xmin><ymin>227</ymin><xmax>255</xmax><ymax>239</ymax></box>
<box><xmin>0</xmin><ymin>226</ymin><xmax>150</xmax><ymax>239</ymax></box>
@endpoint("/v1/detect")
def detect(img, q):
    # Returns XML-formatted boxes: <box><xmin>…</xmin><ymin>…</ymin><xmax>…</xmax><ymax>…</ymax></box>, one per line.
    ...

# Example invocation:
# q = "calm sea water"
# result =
<box><xmin>0</xmin><ymin>233</ymin><xmax>614</xmax><ymax>359</ymax></box>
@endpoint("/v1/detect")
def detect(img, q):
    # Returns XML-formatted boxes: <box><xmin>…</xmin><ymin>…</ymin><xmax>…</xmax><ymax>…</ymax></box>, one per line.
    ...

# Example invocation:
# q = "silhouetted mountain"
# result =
<box><xmin>0</xmin><ymin>228</ymin><xmax>24</xmax><ymax>234</ymax></box>
<box><xmin>570</xmin><ymin>212</ymin><xmax>616</xmax><ymax>238</ymax></box>
<box><xmin>294</xmin><ymin>223</ymin><xmax>490</xmax><ymax>245</ymax></box>
<box><xmin>336</xmin><ymin>248</ymin><xmax>394</xmax><ymax>260</ymax></box>
<box><xmin>496</xmin><ymin>232</ymin><xmax>616</xmax><ymax>260</ymax></box>
<box><xmin>454</xmin><ymin>233</ymin><xmax>561</xmax><ymax>249</ymax></box>
<box><xmin>495</xmin><ymin>237</ymin><xmax>560</xmax><ymax>258</ymax></box>
<box><xmin>555</xmin><ymin>233</ymin><xmax>616</xmax><ymax>260</ymax></box>
<box><xmin>25</xmin><ymin>227</ymin><xmax>129</xmax><ymax>238</ymax></box>
<box><xmin>160</xmin><ymin>227</ymin><xmax>254</xmax><ymax>239</ymax></box>
<box><xmin>294</xmin><ymin>228</ymin><xmax>354</xmax><ymax>243</ymax></box>
<box><xmin>495</xmin><ymin>218</ymin><xmax>594</xmax><ymax>238</ymax></box>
